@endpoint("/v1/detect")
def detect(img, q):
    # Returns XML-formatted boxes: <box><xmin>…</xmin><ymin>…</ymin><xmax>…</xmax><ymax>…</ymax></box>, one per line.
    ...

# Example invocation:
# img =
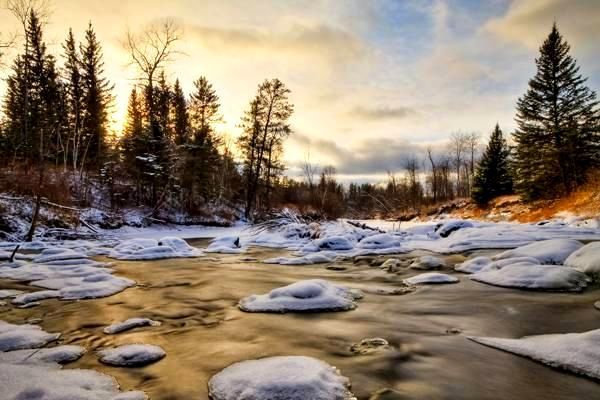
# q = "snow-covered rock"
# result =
<box><xmin>103</xmin><ymin>318</ymin><xmax>161</xmax><ymax>334</ymax></box>
<box><xmin>0</xmin><ymin>321</ymin><xmax>60</xmax><ymax>352</ymax></box>
<box><xmin>312</xmin><ymin>236</ymin><xmax>354</xmax><ymax>251</ymax></box>
<box><xmin>468</xmin><ymin>329</ymin><xmax>600</xmax><ymax>380</ymax></box>
<box><xmin>0</xmin><ymin>290</ymin><xmax>23</xmax><ymax>299</ymax></box>
<box><xmin>435</xmin><ymin>220</ymin><xmax>474</xmax><ymax>238</ymax></box>
<box><xmin>208</xmin><ymin>356</ymin><xmax>355</xmax><ymax>400</ymax></box>
<box><xmin>471</xmin><ymin>264</ymin><xmax>590</xmax><ymax>291</ymax></box>
<box><xmin>0</xmin><ymin>345</ymin><xmax>85</xmax><ymax>365</ymax></box>
<box><xmin>110</xmin><ymin>237</ymin><xmax>204</xmax><ymax>260</ymax></box>
<box><xmin>455</xmin><ymin>256</ymin><xmax>539</xmax><ymax>274</ymax></box>
<box><xmin>97</xmin><ymin>344</ymin><xmax>166</xmax><ymax>367</ymax></box>
<box><xmin>409</xmin><ymin>255</ymin><xmax>446</xmax><ymax>270</ymax></box>
<box><xmin>493</xmin><ymin>239</ymin><xmax>583</xmax><ymax>265</ymax></box>
<box><xmin>263</xmin><ymin>252</ymin><xmax>337</xmax><ymax>265</ymax></box>
<box><xmin>404</xmin><ymin>272</ymin><xmax>459</xmax><ymax>285</ymax></box>
<box><xmin>356</xmin><ymin>234</ymin><xmax>400</xmax><ymax>249</ymax></box>
<box><xmin>239</xmin><ymin>279</ymin><xmax>362</xmax><ymax>313</ymax></box>
<box><xmin>206</xmin><ymin>236</ymin><xmax>243</xmax><ymax>254</ymax></box>
<box><xmin>380</xmin><ymin>258</ymin><xmax>403</xmax><ymax>272</ymax></box>
<box><xmin>564</xmin><ymin>241</ymin><xmax>600</xmax><ymax>279</ymax></box>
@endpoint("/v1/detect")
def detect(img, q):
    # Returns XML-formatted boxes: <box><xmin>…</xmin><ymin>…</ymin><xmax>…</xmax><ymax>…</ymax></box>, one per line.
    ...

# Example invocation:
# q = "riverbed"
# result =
<box><xmin>1</xmin><ymin>240</ymin><xmax>599</xmax><ymax>399</ymax></box>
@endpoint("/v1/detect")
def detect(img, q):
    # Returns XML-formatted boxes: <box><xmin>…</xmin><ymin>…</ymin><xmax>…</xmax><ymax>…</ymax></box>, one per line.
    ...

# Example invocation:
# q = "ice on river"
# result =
<box><xmin>0</xmin><ymin>321</ymin><xmax>60</xmax><ymax>352</ymax></box>
<box><xmin>0</xmin><ymin>345</ymin><xmax>85</xmax><ymax>366</ymax></box>
<box><xmin>205</xmin><ymin>236</ymin><xmax>244</xmax><ymax>254</ymax></box>
<box><xmin>103</xmin><ymin>318</ymin><xmax>162</xmax><ymax>334</ymax></box>
<box><xmin>109</xmin><ymin>237</ymin><xmax>204</xmax><ymax>260</ymax></box>
<box><xmin>469</xmin><ymin>328</ymin><xmax>600</xmax><ymax>381</ymax></box>
<box><xmin>0</xmin><ymin>247</ymin><xmax>135</xmax><ymax>304</ymax></box>
<box><xmin>97</xmin><ymin>344</ymin><xmax>166</xmax><ymax>367</ymax></box>
<box><xmin>208</xmin><ymin>356</ymin><xmax>356</xmax><ymax>400</ymax></box>
<box><xmin>239</xmin><ymin>279</ymin><xmax>362</xmax><ymax>313</ymax></box>
<box><xmin>470</xmin><ymin>264</ymin><xmax>590</xmax><ymax>291</ymax></box>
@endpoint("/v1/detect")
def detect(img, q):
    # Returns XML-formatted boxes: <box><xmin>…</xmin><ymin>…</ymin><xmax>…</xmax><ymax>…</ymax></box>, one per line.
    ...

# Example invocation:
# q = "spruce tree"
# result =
<box><xmin>514</xmin><ymin>23</ymin><xmax>600</xmax><ymax>200</ymax></box>
<box><xmin>79</xmin><ymin>22</ymin><xmax>113</xmax><ymax>168</ymax></box>
<box><xmin>62</xmin><ymin>28</ymin><xmax>84</xmax><ymax>169</ymax></box>
<box><xmin>472</xmin><ymin>124</ymin><xmax>512</xmax><ymax>205</ymax></box>
<box><xmin>171</xmin><ymin>79</ymin><xmax>189</xmax><ymax>146</ymax></box>
<box><xmin>120</xmin><ymin>88</ymin><xmax>146</xmax><ymax>204</ymax></box>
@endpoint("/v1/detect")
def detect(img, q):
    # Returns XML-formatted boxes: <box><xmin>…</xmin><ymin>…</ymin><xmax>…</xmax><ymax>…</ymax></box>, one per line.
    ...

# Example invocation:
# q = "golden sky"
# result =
<box><xmin>1</xmin><ymin>0</ymin><xmax>599</xmax><ymax>182</ymax></box>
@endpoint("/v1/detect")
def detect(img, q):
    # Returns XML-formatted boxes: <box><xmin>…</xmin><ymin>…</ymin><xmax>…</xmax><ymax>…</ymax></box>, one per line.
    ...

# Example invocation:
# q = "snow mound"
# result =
<box><xmin>356</xmin><ymin>234</ymin><xmax>400</xmax><ymax>249</ymax></box>
<box><xmin>110</xmin><ymin>237</ymin><xmax>204</xmax><ymax>260</ymax></box>
<box><xmin>263</xmin><ymin>252</ymin><xmax>337</xmax><ymax>265</ymax></box>
<box><xmin>97</xmin><ymin>344</ymin><xmax>166</xmax><ymax>367</ymax></box>
<box><xmin>435</xmin><ymin>220</ymin><xmax>474</xmax><ymax>238</ymax></box>
<box><xmin>0</xmin><ymin>290</ymin><xmax>24</xmax><ymax>299</ymax></box>
<box><xmin>311</xmin><ymin>236</ymin><xmax>354</xmax><ymax>251</ymax></box>
<box><xmin>12</xmin><ymin>290</ymin><xmax>60</xmax><ymax>305</ymax></box>
<box><xmin>409</xmin><ymin>255</ymin><xmax>446</xmax><ymax>270</ymax></box>
<box><xmin>32</xmin><ymin>248</ymin><xmax>89</xmax><ymax>264</ymax></box>
<box><xmin>471</xmin><ymin>264</ymin><xmax>590</xmax><ymax>291</ymax></box>
<box><xmin>455</xmin><ymin>256</ymin><xmax>539</xmax><ymax>274</ymax></box>
<box><xmin>468</xmin><ymin>329</ymin><xmax>600</xmax><ymax>380</ymax></box>
<box><xmin>0</xmin><ymin>345</ymin><xmax>85</xmax><ymax>365</ymax></box>
<box><xmin>494</xmin><ymin>239</ymin><xmax>583</xmax><ymax>265</ymax></box>
<box><xmin>564</xmin><ymin>242</ymin><xmax>600</xmax><ymax>279</ymax></box>
<box><xmin>103</xmin><ymin>318</ymin><xmax>162</xmax><ymax>334</ymax></box>
<box><xmin>0</xmin><ymin>321</ymin><xmax>60</xmax><ymax>351</ymax></box>
<box><xmin>239</xmin><ymin>279</ymin><xmax>362</xmax><ymax>313</ymax></box>
<box><xmin>0</xmin><ymin>362</ymin><xmax>147</xmax><ymax>400</ymax></box>
<box><xmin>404</xmin><ymin>272</ymin><xmax>459</xmax><ymax>285</ymax></box>
<box><xmin>208</xmin><ymin>356</ymin><xmax>355</xmax><ymax>400</ymax></box>
<box><xmin>206</xmin><ymin>236</ymin><xmax>243</xmax><ymax>254</ymax></box>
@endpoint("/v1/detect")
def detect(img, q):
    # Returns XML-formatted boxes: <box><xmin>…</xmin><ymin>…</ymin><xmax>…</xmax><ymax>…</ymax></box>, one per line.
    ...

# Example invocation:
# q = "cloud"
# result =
<box><xmin>185</xmin><ymin>23</ymin><xmax>365</xmax><ymax>64</ymax></box>
<box><xmin>483</xmin><ymin>0</ymin><xmax>600</xmax><ymax>51</ymax></box>
<box><xmin>350</xmin><ymin>105</ymin><xmax>417</xmax><ymax>121</ymax></box>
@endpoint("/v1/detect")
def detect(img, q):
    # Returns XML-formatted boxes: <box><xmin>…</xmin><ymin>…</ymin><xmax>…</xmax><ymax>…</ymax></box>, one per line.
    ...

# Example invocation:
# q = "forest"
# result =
<box><xmin>0</xmin><ymin>2</ymin><xmax>598</xmax><ymax>234</ymax></box>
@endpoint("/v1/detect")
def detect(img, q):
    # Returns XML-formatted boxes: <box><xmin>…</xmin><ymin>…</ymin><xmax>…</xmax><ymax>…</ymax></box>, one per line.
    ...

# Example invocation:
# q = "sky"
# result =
<box><xmin>1</xmin><ymin>0</ymin><xmax>599</xmax><ymax>183</ymax></box>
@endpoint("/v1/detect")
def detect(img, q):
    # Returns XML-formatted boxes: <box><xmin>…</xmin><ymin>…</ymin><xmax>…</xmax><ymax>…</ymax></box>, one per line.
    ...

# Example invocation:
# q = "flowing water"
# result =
<box><xmin>1</xmin><ymin>240</ymin><xmax>600</xmax><ymax>399</ymax></box>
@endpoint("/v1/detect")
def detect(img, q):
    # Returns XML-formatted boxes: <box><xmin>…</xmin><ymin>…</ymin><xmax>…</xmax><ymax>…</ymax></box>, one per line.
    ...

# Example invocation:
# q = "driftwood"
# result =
<box><xmin>346</xmin><ymin>220</ymin><xmax>385</xmax><ymax>233</ymax></box>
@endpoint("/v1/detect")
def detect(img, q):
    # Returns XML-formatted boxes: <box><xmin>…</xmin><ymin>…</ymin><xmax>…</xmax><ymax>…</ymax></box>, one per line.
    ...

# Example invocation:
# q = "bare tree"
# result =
<box><xmin>450</xmin><ymin>132</ymin><xmax>468</xmax><ymax>197</ymax></box>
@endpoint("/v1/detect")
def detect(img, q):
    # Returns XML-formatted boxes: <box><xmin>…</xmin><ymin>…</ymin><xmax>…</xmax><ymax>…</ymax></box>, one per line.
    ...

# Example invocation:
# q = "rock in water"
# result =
<box><xmin>208</xmin><ymin>356</ymin><xmax>356</xmax><ymax>400</ymax></box>
<box><xmin>97</xmin><ymin>344</ymin><xmax>165</xmax><ymax>367</ymax></box>
<box><xmin>239</xmin><ymin>279</ymin><xmax>362</xmax><ymax>313</ymax></box>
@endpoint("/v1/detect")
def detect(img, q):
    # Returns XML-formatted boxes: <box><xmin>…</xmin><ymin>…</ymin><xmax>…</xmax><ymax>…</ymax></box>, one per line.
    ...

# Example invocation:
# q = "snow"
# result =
<box><xmin>205</xmin><ymin>235</ymin><xmax>244</xmax><ymax>254</ymax></box>
<box><xmin>455</xmin><ymin>256</ymin><xmax>539</xmax><ymax>274</ymax></box>
<box><xmin>356</xmin><ymin>234</ymin><xmax>401</xmax><ymax>249</ymax></box>
<box><xmin>0</xmin><ymin>345</ymin><xmax>85</xmax><ymax>365</ymax></box>
<box><xmin>0</xmin><ymin>245</ymin><xmax>135</xmax><ymax>303</ymax></box>
<box><xmin>263</xmin><ymin>251</ymin><xmax>337</xmax><ymax>265</ymax></box>
<box><xmin>409</xmin><ymin>255</ymin><xmax>446</xmax><ymax>270</ymax></box>
<box><xmin>312</xmin><ymin>236</ymin><xmax>354</xmax><ymax>251</ymax></box>
<box><xmin>109</xmin><ymin>237</ymin><xmax>204</xmax><ymax>260</ymax></box>
<box><xmin>97</xmin><ymin>344</ymin><xmax>166</xmax><ymax>367</ymax></box>
<box><xmin>0</xmin><ymin>290</ymin><xmax>23</xmax><ymax>299</ymax></box>
<box><xmin>470</xmin><ymin>264</ymin><xmax>590</xmax><ymax>291</ymax></box>
<box><xmin>434</xmin><ymin>220</ymin><xmax>474</xmax><ymax>238</ymax></box>
<box><xmin>493</xmin><ymin>239</ymin><xmax>583</xmax><ymax>265</ymax></box>
<box><xmin>208</xmin><ymin>356</ymin><xmax>355</xmax><ymax>400</ymax></box>
<box><xmin>468</xmin><ymin>329</ymin><xmax>600</xmax><ymax>381</ymax></box>
<box><xmin>104</xmin><ymin>318</ymin><xmax>162</xmax><ymax>334</ymax></box>
<box><xmin>239</xmin><ymin>279</ymin><xmax>362</xmax><ymax>313</ymax></box>
<box><xmin>404</xmin><ymin>272</ymin><xmax>459</xmax><ymax>285</ymax></box>
<box><xmin>564</xmin><ymin>241</ymin><xmax>600</xmax><ymax>279</ymax></box>
<box><xmin>0</xmin><ymin>321</ymin><xmax>60</xmax><ymax>351</ymax></box>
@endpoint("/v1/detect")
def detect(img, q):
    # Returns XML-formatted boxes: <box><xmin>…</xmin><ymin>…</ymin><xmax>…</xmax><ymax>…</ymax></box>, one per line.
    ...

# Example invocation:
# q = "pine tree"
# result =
<box><xmin>171</xmin><ymin>79</ymin><xmax>189</xmax><ymax>146</ymax></box>
<box><xmin>62</xmin><ymin>28</ymin><xmax>84</xmax><ymax>170</ymax></box>
<box><xmin>514</xmin><ymin>23</ymin><xmax>600</xmax><ymax>200</ymax></box>
<box><xmin>472</xmin><ymin>124</ymin><xmax>513</xmax><ymax>205</ymax></box>
<box><xmin>120</xmin><ymin>88</ymin><xmax>146</xmax><ymax>204</ymax></box>
<box><xmin>79</xmin><ymin>22</ymin><xmax>113</xmax><ymax>168</ymax></box>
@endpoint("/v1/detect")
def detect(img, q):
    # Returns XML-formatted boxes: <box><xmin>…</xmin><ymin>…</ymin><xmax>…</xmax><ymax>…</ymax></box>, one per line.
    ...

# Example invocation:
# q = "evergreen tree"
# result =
<box><xmin>171</xmin><ymin>79</ymin><xmax>189</xmax><ymax>146</ymax></box>
<box><xmin>514</xmin><ymin>23</ymin><xmax>600</xmax><ymax>200</ymax></box>
<box><xmin>79</xmin><ymin>22</ymin><xmax>113</xmax><ymax>168</ymax></box>
<box><xmin>120</xmin><ymin>88</ymin><xmax>146</xmax><ymax>204</ymax></box>
<box><xmin>472</xmin><ymin>124</ymin><xmax>513</xmax><ymax>205</ymax></box>
<box><xmin>62</xmin><ymin>28</ymin><xmax>84</xmax><ymax>169</ymax></box>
